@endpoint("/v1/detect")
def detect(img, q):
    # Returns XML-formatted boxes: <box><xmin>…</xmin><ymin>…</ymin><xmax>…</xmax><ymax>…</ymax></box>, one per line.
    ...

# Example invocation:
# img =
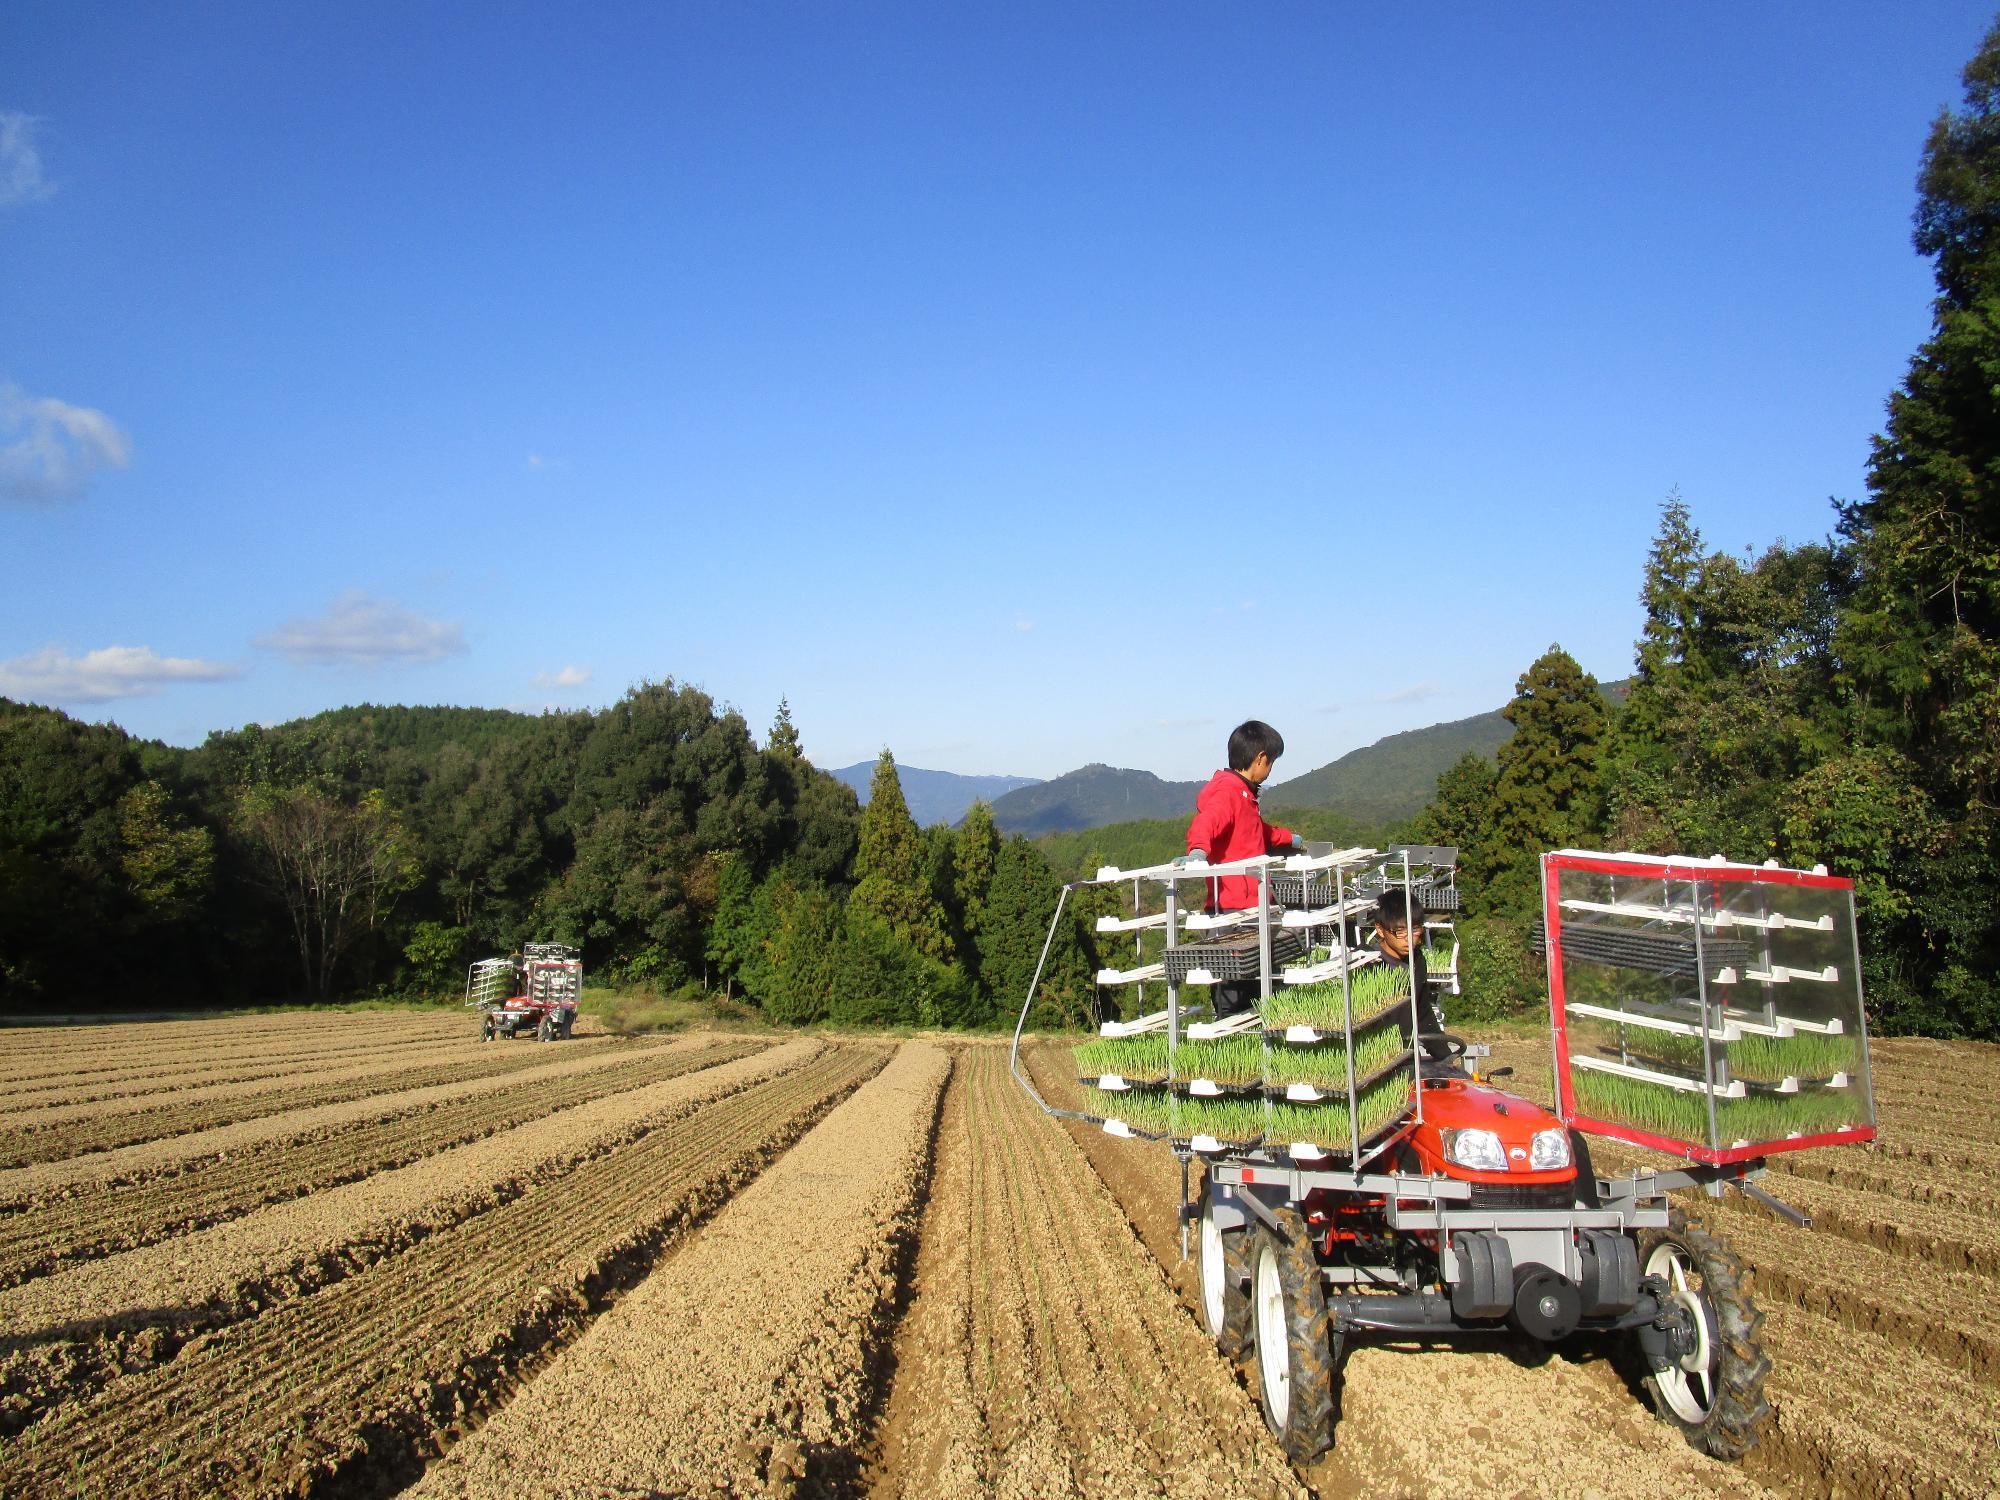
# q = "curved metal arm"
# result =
<box><xmin>1008</xmin><ymin>881</ymin><xmax>1095</xmax><ymax>1122</ymax></box>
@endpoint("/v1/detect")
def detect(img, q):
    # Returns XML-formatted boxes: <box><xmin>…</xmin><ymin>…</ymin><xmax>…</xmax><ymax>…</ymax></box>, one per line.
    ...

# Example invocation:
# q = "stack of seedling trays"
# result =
<box><xmin>1073</xmin><ymin>1029</ymin><xmax>1174</xmax><ymax>1139</ymax></box>
<box><xmin>1569</xmin><ymin>1018</ymin><xmax>1866</xmax><ymax>1146</ymax></box>
<box><xmin>1162</xmin><ymin>927</ymin><xmax>1308</xmax><ymax>984</ymax></box>
<box><xmin>1169</xmin><ymin>1032</ymin><xmax>1269</xmax><ymax>1153</ymax></box>
<box><xmin>1254</xmin><ymin>960</ymin><xmax>1420</xmax><ymax>1161</ymax></box>
<box><xmin>1531</xmin><ymin>918</ymin><xmax>1752</xmax><ymax>981</ymax></box>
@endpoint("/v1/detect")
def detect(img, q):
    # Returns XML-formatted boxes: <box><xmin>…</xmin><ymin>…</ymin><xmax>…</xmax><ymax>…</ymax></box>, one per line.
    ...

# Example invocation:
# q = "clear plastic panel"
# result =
<box><xmin>1555</xmin><ymin>859</ymin><xmax>1875</xmax><ymax>1155</ymax></box>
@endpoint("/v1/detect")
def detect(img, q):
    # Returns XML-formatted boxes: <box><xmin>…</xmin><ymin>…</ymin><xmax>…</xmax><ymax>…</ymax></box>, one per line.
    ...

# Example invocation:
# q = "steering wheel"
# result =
<box><xmin>1414</xmin><ymin>1032</ymin><xmax>1469</xmax><ymax>1059</ymax></box>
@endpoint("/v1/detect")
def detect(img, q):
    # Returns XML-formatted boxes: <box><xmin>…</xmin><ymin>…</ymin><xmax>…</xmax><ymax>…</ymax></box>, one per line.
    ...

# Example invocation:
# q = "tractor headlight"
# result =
<box><xmin>1445</xmin><ymin>1128</ymin><xmax>1507</xmax><ymax>1172</ymax></box>
<box><xmin>1530</xmin><ymin>1128</ymin><xmax>1572</xmax><ymax>1171</ymax></box>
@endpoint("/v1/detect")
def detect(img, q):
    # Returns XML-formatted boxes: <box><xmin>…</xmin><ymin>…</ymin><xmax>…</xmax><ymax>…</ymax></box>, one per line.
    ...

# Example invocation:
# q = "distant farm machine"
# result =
<box><xmin>466</xmin><ymin>943</ymin><xmax>584</xmax><ymax>1042</ymax></box>
<box><xmin>1012</xmin><ymin>845</ymin><xmax>1875</xmax><ymax>1462</ymax></box>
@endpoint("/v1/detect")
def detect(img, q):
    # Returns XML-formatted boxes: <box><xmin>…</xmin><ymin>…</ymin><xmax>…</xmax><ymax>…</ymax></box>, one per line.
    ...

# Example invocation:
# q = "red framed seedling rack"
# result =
<box><xmin>1542</xmin><ymin>850</ymin><xmax>1878</xmax><ymax>1165</ymax></box>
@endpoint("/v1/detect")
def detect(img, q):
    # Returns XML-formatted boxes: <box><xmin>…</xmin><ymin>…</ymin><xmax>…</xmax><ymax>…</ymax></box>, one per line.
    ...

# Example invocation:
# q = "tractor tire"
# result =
<box><xmin>1196</xmin><ymin>1175</ymin><xmax>1253</xmax><ymax>1362</ymax></box>
<box><xmin>559</xmin><ymin>1011</ymin><xmax>575</xmax><ymax>1040</ymax></box>
<box><xmin>536</xmin><ymin>1015</ymin><xmax>555</xmax><ymax>1043</ymax></box>
<box><xmin>1570</xmin><ymin>1130</ymin><xmax>1601</xmax><ymax>1209</ymax></box>
<box><xmin>479</xmin><ymin>1016</ymin><xmax>496</xmax><ymax>1043</ymax></box>
<box><xmin>1635</xmin><ymin>1207</ymin><xmax>1772</xmax><ymax>1460</ymax></box>
<box><xmin>1250</xmin><ymin>1205</ymin><xmax>1340</xmax><ymax>1462</ymax></box>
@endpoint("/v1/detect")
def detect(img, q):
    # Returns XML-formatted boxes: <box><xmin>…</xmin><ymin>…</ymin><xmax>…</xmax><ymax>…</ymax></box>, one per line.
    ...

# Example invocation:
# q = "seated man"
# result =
<box><xmin>1371</xmin><ymin>888</ymin><xmax>1454</xmax><ymax>1066</ymax></box>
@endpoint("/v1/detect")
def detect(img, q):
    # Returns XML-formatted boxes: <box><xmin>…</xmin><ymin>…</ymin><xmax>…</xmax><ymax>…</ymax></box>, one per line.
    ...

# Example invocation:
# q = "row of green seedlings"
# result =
<box><xmin>1572</xmin><ymin>1068</ymin><xmax>1864</xmax><ymax>1144</ymax></box>
<box><xmin>1260</xmin><ymin>959</ymin><xmax>1411</xmax><ymax>1031</ymax></box>
<box><xmin>1074</xmin><ymin>1018</ymin><xmax>1405</xmax><ymax>1094</ymax></box>
<box><xmin>1080</xmin><ymin>1064</ymin><xmax>1414</xmax><ymax>1148</ymax></box>
<box><xmin>1589</xmin><ymin>1024</ymin><xmax>1860</xmax><ymax>1084</ymax></box>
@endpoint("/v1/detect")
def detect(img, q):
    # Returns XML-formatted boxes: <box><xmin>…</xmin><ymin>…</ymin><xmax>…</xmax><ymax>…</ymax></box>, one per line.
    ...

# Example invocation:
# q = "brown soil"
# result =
<box><xmin>0</xmin><ymin>1043</ymin><xmax>888</xmax><ymax>1498</ymax></box>
<box><xmin>869</xmin><ymin>1044</ymin><xmax>1306</xmax><ymax>1500</ymax></box>
<box><xmin>410</xmin><ymin>1041</ymin><xmax>951</xmax><ymax>1498</ymax></box>
<box><xmin>0</xmin><ymin>1039</ymin><xmax>826</xmax><ymax>1435</ymax></box>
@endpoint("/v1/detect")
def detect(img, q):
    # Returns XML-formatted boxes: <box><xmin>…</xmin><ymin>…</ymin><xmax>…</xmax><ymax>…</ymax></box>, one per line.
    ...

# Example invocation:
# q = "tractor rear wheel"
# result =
<box><xmin>1196</xmin><ymin>1176</ymin><xmax>1252</xmax><ymax>1362</ymax></box>
<box><xmin>1251</xmin><ymin>1206</ymin><xmax>1339</xmax><ymax>1462</ymax></box>
<box><xmin>479</xmin><ymin>1015</ymin><xmax>496</xmax><ymax>1043</ymax></box>
<box><xmin>1636</xmin><ymin>1207</ymin><xmax>1771</xmax><ymax>1459</ymax></box>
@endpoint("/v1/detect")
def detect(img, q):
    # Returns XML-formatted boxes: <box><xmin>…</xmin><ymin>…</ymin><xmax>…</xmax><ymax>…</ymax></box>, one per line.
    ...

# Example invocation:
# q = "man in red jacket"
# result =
<box><xmin>1179</xmin><ymin>720</ymin><xmax>1305</xmax><ymax>1016</ymax></box>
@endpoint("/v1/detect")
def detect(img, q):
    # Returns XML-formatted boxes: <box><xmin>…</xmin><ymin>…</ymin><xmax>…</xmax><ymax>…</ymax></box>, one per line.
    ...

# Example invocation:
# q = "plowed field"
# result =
<box><xmin>0</xmin><ymin>1013</ymin><xmax>1992</xmax><ymax>1497</ymax></box>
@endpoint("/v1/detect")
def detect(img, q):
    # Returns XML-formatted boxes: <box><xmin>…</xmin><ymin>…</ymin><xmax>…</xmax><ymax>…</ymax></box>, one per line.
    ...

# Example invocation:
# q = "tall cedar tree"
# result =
<box><xmin>848</xmin><ymin>751</ymin><xmax>956</xmax><ymax>962</ymax></box>
<box><xmin>1840</xmin><ymin>19</ymin><xmax>2000</xmax><ymax>818</ymax></box>
<box><xmin>1482</xmin><ymin>646</ymin><xmax>1609</xmax><ymax>915</ymax></box>
<box><xmin>977</xmin><ymin>834</ymin><xmax>1096</xmax><ymax>1029</ymax></box>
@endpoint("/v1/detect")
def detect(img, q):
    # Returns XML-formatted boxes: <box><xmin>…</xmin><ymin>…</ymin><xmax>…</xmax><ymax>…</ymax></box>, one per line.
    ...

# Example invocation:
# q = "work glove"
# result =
<box><xmin>1291</xmin><ymin>834</ymin><xmax>1307</xmax><ymax>851</ymax></box>
<box><xmin>1173</xmin><ymin>849</ymin><xmax>1208</xmax><ymax>867</ymax></box>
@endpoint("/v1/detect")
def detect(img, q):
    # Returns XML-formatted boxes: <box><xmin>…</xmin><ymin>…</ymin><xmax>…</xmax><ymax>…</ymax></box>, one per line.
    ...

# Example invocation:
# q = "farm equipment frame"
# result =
<box><xmin>1011</xmin><ymin>846</ymin><xmax>1870</xmax><ymax>1463</ymax></box>
<box><xmin>466</xmin><ymin>942</ymin><xmax>583</xmax><ymax>1042</ymax></box>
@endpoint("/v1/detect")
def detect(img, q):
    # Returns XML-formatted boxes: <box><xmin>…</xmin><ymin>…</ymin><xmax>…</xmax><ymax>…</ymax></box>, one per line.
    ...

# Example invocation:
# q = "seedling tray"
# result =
<box><xmin>1163</xmin><ymin>927</ymin><xmax>1308</xmax><ymax>983</ymax></box>
<box><xmin>1532</xmin><ymin>918</ymin><xmax>1752</xmax><ymax>979</ymax></box>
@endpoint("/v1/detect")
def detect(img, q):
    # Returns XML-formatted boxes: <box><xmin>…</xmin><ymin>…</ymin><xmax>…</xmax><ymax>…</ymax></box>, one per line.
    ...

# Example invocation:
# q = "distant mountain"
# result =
<box><xmin>989</xmin><ymin>764</ymin><xmax>1202</xmax><ymax>836</ymax></box>
<box><xmin>830</xmin><ymin>762</ymin><xmax>1041</xmax><ymax>828</ymax></box>
<box><xmin>1262</xmin><ymin>679</ymin><xmax>1630</xmax><ymax>825</ymax></box>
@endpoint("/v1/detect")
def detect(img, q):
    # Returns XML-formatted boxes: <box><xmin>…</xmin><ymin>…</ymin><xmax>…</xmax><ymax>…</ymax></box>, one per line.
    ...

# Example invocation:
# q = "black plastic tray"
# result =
<box><xmin>1163</xmin><ymin>926</ymin><xmax>1308</xmax><ymax>982</ymax></box>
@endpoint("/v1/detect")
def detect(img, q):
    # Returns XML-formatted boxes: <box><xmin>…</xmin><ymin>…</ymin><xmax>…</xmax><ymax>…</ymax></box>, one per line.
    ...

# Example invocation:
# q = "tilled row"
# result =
<box><xmin>0</xmin><ymin>1027</ymin><xmax>486</xmax><ymax>1107</ymax></box>
<box><xmin>0</xmin><ymin>1035</ymin><xmax>702</xmax><ymax>1208</ymax></box>
<box><xmin>0</xmin><ymin>1043</ymin><xmax>613</xmax><ymax>1169</ymax></box>
<box><xmin>412</xmin><ymin>1041</ymin><xmax>952</xmax><ymax>1498</ymax></box>
<box><xmin>0</xmin><ymin>1037</ymin><xmax>761</xmax><ymax>1288</ymax></box>
<box><xmin>0</xmin><ymin>1034</ymin><xmax>513</xmax><ymax>1130</ymax></box>
<box><xmin>872</xmin><ymin>1046</ymin><xmax>1306</xmax><ymax>1500</ymax></box>
<box><xmin>0</xmin><ymin>1044</ymin><xmax>890</xmax><ymax>1500</ymax></box>
<box><xmin>0</xmin><ymin>1039</ymin><xmax>827</xmax><ymax>1436</ymax></box>
<box><xmin>0</xmin><ymin>1014</ymin><xmax>458</xmax><ymax>1086</ymax></box>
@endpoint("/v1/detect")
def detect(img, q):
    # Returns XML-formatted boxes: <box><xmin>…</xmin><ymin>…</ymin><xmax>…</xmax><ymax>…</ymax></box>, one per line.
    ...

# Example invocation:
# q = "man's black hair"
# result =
<box><xmin>1227</xmin><ymin>720</ymin><xmax>1285</xmax><ymax>772</ymax></box>
<box><xmin>1374</xmin><ymin>887</ymin><xmax>1415</xmax><ymax>929</ymax></box>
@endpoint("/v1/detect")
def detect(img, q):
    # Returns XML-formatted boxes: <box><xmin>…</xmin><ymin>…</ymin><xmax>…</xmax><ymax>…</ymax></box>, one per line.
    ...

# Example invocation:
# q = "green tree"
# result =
<box><xmin>1483</xmin><ymin>646</ymin><xmax>1609</xmax><ymax>914</ymax></box>
<box><xmin>1408</xmin><ymin>753</ymin><xmax>1496</xmax><ymax>886</ymax></box>
<box><xmin>848</xmin><ymin>751</ymin><xmax>955</xmax><ymax>962</ymax></box>
<box><xmin>768</xmin><ymin>697</ymin><xmax>803</xmax><ymax>759</ymax></box>
<box><xmin>976</xmin><ymin>835</ymin><xmax>1096</xmax><ymax>1030</ymax></box>
<box><xmin>1840</xmin><ymin>19</ymin><xmax>2000</xmax><ymax>817</ymax></box>
<box><xmin>117</xmin><ymin>779</ymin><xmax>214</xmax><ymax>919</ymax></box>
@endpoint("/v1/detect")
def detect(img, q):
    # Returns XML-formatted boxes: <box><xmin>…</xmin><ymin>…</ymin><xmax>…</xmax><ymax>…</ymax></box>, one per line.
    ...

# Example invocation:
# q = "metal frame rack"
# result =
<box><xmin>1542</xmin><ymin>850</ymin><xmax>1878</xmax><ymax>1165</ymax></box>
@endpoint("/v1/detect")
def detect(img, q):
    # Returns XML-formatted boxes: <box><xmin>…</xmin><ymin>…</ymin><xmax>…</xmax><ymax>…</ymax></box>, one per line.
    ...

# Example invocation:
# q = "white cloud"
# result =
<box><xmin>526</xmin><ymin>453</ymin><xmax>545</xmax><ymax>469</ymax></box>
<box><xmin>1378</xmin><ymin>681</ymin><xmax>1443</xmax><ymax>705</ymax></box>
<box><xmin>1014</xmin><ymin>618</ymin><xmax>1035</xmax><ymax>633</ymax></box>
<box><xmin>255</xmin><ymin>590</ymin><xmax>467</xmax><ymax>668</ymax></box>
<box><xmin>0</xmin><ymin>383</ymin><xmax>132</xmax><ymax>505</ymax></box>
<box><xmin>534</xmin><ymin>664</ymin><xmax>591</xmax><ymax>689</ymax></box>
<box><xmin>0</xmin><ymin>644</ymin><xmax>241</xmax><ymax>704</ymax></box>
<box><xmin>0</xmin><ymin>113</ymin><xmax>53</xmax><ymax>209</ymax></box>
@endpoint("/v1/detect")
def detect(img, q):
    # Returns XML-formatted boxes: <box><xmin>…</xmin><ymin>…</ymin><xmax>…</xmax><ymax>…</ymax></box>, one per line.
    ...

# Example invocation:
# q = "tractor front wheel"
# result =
<box><xmin>1636</xmin><ymin>1207</ymin><xmax>1771</xmax><ymax>1459</ymax></box>
<box><xmin>1251</xmin><ymin>1206</ymin><xmax>1340</xmax><ymax>1462</ymax></box>
<box><xmin>479</xmin><ymin>1015</ymin><xmax>496</xmax><ymax>1043</ymax></box>
<box><xmin>1196</xmin><ymin>1176</ymin><xmax>1252</xmax><ymax>1362</ymax></box>
<box><xmin>536</xmin><ymin>1015</ymin><xmax>555</xmax><ymax>1043</ymax></box>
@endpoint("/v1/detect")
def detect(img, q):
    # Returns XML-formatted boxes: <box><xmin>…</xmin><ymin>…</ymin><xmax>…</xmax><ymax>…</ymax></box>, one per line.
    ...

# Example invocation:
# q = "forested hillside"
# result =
<box><xmin>0</xmin><ymin>690</ymin><xmax>1096</xmax><ymax>1027</ymax></box>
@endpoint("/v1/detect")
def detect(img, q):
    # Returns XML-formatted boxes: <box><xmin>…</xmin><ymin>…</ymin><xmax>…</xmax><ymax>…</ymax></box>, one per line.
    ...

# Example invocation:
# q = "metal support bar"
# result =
<box><xmin>1733</xmin><ymin>1176</ymin><xmax>1812</xmax><ymax>1227</ymax></box>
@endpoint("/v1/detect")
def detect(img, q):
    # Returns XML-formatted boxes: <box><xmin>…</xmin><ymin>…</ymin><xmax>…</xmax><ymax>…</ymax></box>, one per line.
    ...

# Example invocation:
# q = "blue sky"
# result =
<box><xmin>2</xmin><ymin>3</ymin><xmax>1993</xmax><ymax>784</ymax></box>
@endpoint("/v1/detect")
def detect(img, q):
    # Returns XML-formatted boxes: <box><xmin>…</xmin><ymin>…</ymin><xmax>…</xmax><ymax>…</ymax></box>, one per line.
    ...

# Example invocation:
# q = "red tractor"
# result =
<box><xmin>1018</xmin><ymin>846</ymin><xmax>1872</xmax><ymax>1462</ymax></box>
<box><xmin>466</xmin><ymin>943</ymin><xmax>583</xmax><ymax>1042</ymax></box>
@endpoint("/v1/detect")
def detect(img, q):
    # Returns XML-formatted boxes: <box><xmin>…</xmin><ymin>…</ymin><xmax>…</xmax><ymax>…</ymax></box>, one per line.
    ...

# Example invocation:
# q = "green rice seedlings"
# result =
<box><xmin>1572</xmin><ymin>1069</ymin><xmax>1863</xmax><ymax>1145</ymax></box>
<box><xmin>1073</xmin><ymin>1031</ymin><xmax>1169</xmax><ymax>1084</ymax></box>
<box><xmin>1724</xmin><ymin>1029</ymin><xmax>1860</xmax><ymax>1082</ymax></box>
<box><xmin>1356</xmin><ymin>1070</ymin><xmax>1416</xmax><ymax>1136</ymax></box>
<box><xmin>1265</xmin><ymin>1099</ymin><xmax>1350</xmax><ymax>1148</ymax></box>
<box><xmin>1261</xmin><ymin>961</ymin><xmax>1410</xmax><ymax>1031</ymax></box>
<box><xmin>1173</xmin><ymin>1033</ymin><xmax>1264</xmax><ymax>1087</ymax></box>
<box><xmin>1265</xmin><ymin>1024</ymin><xmax>1405</xmax><ymax>1091</ymax></box>
<box><xmin>1088</xmin><ymin>1086</ymin><xmax>1174</xmax><ymax>1134</ymax></box>
<box><xmin>1422</xmin><ymin>942</ymin><xmax>1455</xmax><ymax>971</ymax></box>
<box><xmin>1174</xmin><ymin>1094</ymin><xmax>1268</xmax><ymax>1144</ymax></box>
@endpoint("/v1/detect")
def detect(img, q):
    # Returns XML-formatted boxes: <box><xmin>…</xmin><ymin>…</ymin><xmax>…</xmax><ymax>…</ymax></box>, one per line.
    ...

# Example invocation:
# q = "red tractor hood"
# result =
<box><xmin>1404</xmin><ymin>1078</ymin><xmax>1575</xmax><ymax>1185</ymax></box>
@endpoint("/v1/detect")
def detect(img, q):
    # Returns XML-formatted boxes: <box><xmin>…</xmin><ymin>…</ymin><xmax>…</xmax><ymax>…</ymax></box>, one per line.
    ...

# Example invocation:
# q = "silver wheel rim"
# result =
<box><xmin>1646</xmin><ymin>1241</ymin><xmax>1719</xmax><ymax>1424</ymax></box>
<box><xmin>1255</xmin><ymin>1240</ymin><xmax>1290</xmax><ymax>1428</ymax></box>
<box><xmin>1199</xmin><ymin>1210</ymin><xmax>1227</xmax><ymax>1339</ymax></box>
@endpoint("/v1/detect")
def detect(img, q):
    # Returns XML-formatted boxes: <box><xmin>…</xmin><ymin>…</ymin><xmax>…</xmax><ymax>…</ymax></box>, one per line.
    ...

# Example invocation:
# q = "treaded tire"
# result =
<box><xmin>536</xmin><ymin>1015</ymin><xmax>555</xmax><ymax>1043</ymax></box>
<box><xmin>1196</xmin><ymin>1175</ymin><xmax>1253</xmax><ymax>1362</ymax></box>
<box><xmin>479</xmin><ymin>1016</ymin><xmax>496</xmax><ymax>1043</ymax></box>
<box><xmin>1570</xmin><ymin>1130</ymin><xmax>1601</xmax><ymax>1209</ymax></box>
<box><xmin>1251</xmin><ymin>1206</ymin><xmax>1340</xmax><ymax>1461</ymax></box>
<box><xmin>1636</xmin><ymin>1206</ymin><xmax>1772</xmax><ymax>1460</ymax></box>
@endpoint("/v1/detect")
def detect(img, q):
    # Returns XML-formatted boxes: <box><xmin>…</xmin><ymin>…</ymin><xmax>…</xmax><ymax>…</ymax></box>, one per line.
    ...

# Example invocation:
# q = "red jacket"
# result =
<box><xmin>1186</xmin><ymin>769</ymin><xmax>1294</xmax><ymax>911</ymax></box>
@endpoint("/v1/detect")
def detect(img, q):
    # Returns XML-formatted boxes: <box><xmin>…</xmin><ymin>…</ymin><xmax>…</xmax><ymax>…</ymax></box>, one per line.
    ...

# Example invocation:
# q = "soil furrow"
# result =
<box><xmin>0</xmin><ymin>1034</ymin><xmax>700</xmax><ymax>1207</ymax></box>
<box><xmin>0</xmin><ymin>1046</ymin><xmax>887</xmax><ymax>1499</ymax></box>
<box><xmin>0</xmin><ymin>1043</ymin><xmax>600</xmax><ymax>1166</ymax></box>
<box><xmin>0</xmin><ymin>1038</ymin><xmax>762</xmax><ymax>1288</ymax></box>
<box><xmin>872</xmin><ymin>1045</ymin><xmax>1307</xmax><ymax>1500</ymax></box>
<box><xmin>410</xmin><ymin>1041</ymin><xmax>950</xmax><ymax>1498</ymax></box>
<box><xmin>0</xmin><ymin>1040</ymin><xmax>827</xmax><ymax>1435</ymax></box>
